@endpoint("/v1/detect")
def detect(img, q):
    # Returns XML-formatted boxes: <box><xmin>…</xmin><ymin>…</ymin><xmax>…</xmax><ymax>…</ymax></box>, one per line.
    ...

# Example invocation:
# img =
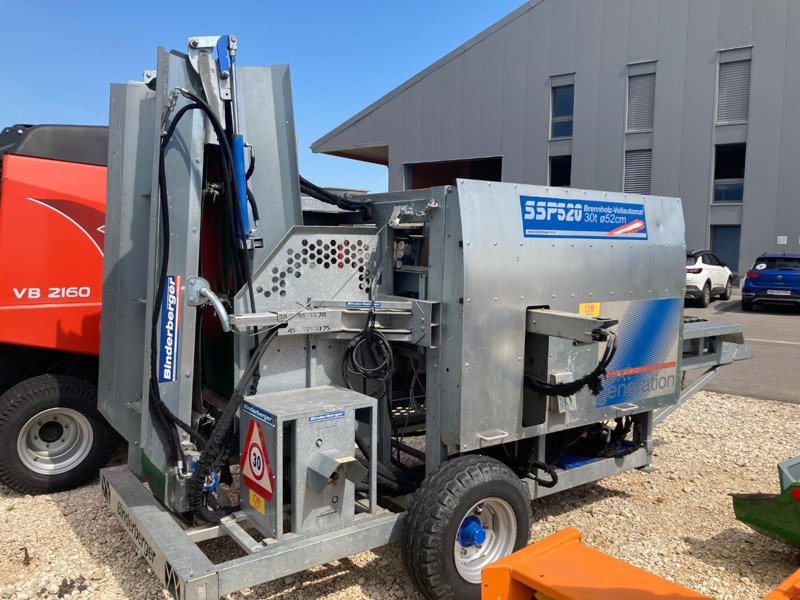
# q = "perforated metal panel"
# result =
<box><xmin>717</xmin><ymin>60</ymin><xmax>751</xmax><ymax>124</ymax></box>
<box><xmin>242</xmin><ymin>226</ymin><xmax>380</xmax><ymax>313</ymax></box>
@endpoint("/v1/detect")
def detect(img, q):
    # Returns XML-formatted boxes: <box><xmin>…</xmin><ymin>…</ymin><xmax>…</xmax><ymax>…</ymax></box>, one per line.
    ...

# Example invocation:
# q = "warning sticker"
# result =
<box><xmin>240</xmin><ymin>420</ymin><xmax>275</xmax><ymax>501</ymax></box>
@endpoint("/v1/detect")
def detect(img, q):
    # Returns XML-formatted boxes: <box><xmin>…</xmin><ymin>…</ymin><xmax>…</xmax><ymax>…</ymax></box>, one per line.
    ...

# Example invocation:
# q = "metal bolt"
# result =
<box><xmin>189</xmin><ymin>38</ymin><xmax>199</xmax><ymax>48</ymax></box>
<box><xmin>185</xmin><ymin>372</ymin><xmax>191</xmax><ymax>378</ymax></box>
<box><xmin>331</xmin><ymin>496</ymin><xmax>338</xmax><ymax>504</ymax></box>
<box><xmin>474</xmin><ymin>505</ymin><xmax>483</xmax><ymax>515</ymax></box>
<box><xmin>315</xmin><ymin>439</ymin><xmax>323</xmax><ymax>447</ymax></box>
<box><xmin>460</xmin><ymin>548</ymin><xmax>468</xmax><ymax>555</ymax></box>
<box><xmin>220</xmin><ymin>70</ymin><xmax>230</xmax><ymax>80</ymax></box>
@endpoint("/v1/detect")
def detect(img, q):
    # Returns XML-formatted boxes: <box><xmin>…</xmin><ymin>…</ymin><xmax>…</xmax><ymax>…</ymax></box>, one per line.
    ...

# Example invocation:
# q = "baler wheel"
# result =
<box><xmin>0</xmin><ymin>375</ymin><xmax>114</xmax><ymax>494</ymax></box>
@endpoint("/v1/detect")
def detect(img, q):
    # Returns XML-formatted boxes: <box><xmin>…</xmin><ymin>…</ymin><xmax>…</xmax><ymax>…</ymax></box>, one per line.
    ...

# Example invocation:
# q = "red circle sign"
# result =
<box><xmin>248</xmin><ymin>442</ymin><xmax>265</xmax><ymax>481</ymax></box>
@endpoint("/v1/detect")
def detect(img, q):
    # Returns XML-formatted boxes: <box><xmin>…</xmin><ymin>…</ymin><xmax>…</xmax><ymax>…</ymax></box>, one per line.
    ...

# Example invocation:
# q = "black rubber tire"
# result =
<box><xmin>741</xmin><ymin>300</ymin><xmax>753</xmax><ymax>312</ymax></box>
<box><xmin>697</xmin><ymin>282</ymin><xmax>711</xmax><ymax>308</ymax></box>
<box><xmin>720</xmin><ymin>278</ymin><xmax>733</xmax><ymax>301</ymax></box>
<box><xmin>403</xmin><ymin>455</ymin><xmax>532</xmax><ymax>600</ymax></box>
<box><xmin>0</xmin><ymin>375</ymin><xmax>114</xmax><ymax>494</ymax></box>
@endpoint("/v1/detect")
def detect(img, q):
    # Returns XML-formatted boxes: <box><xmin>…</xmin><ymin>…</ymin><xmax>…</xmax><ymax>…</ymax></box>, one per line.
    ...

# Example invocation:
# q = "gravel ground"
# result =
<box><xmin>1</xmin><ymin>390</ymin><xmax>799</xmax><ymax>600</ymax></box>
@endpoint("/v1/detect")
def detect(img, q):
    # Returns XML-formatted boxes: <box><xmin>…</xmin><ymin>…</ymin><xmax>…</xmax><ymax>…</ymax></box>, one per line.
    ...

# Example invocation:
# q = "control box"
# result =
<box><xmin>239</xmin><ymin>386</ymin><xmax>375</xmax><ymax>539</ymax></box>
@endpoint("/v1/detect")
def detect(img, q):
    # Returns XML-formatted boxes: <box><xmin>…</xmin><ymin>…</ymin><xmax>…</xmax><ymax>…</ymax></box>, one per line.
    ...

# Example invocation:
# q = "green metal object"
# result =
<box><xmin>732</xmin><ymin>456</ymin><xmax>800</xmax><ymax>548</ymax></box>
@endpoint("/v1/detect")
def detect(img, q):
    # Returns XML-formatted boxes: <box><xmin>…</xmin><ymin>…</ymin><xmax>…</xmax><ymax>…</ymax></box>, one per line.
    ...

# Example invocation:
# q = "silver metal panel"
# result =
<box><xmin>234</xmin><ymin>226</ymin><xmax>380</xmax><ymax>395</ymax></box>
<box><xmin>524</xmin><ymin>447</ymin><xmax>651</xmax><ymax>499</ymax></box>
<box><xmin>99</xmin><ymin>82</ymin><xmax>156</xmax><ymax>445</ymax></box>
<box><xmin>237</xmin><ymin>66</ymin><xmax>302</xmax><ymax>266</ymax></box>
<box><xmin>240</xmin><ymin>386</ymin><xmax>375</xmax><ymax>539</ymax></box>
<box><xmin>141</xmin><ymin>50</ymin><xmax>208</xmax><ymax>509</ymax></box>
<box><xmin>453</xmin><ymin>179</ymin><xmax>685</xmax><ymax>450</ymax></box>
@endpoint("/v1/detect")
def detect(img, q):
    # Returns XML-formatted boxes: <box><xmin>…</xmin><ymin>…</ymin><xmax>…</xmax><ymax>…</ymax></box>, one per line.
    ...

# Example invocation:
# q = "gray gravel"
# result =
<box><xmin>1</xmin><ymin>390</ymin><xmax>799</xmax><ymax>599</ymax></box>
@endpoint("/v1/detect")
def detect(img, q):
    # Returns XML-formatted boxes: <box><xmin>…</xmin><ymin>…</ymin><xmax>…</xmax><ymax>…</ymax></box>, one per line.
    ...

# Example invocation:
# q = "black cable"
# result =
<box><xmin>524</xmin><ymin>330</ymin><xmax>618</xmax><ymax>397</ymax></box>
<box><xmin>187</xmin><ymin>324</ymin><xmax>284</xmax><ymax>521</ymax></box>
<box><xmin>341</xmin><ymin>312</ymin><xmax>394</xmax><ymax>400</ymax></box>
<box><xmin>300</xmin><ymin>175</ymin><xmax>371</xmax><ymax>213</ymax></box>
<box><xmin>527</xmin><ymin>459</ymin><xmax>559</xmax><ymax>488</ymax></box>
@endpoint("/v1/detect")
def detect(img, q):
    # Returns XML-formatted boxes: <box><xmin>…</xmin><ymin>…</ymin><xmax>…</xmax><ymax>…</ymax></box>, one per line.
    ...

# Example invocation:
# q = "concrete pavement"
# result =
<box><xmin>683</xmin><ymin>290</ymin><xmax>800</xmax><ymax>403</ymax></box>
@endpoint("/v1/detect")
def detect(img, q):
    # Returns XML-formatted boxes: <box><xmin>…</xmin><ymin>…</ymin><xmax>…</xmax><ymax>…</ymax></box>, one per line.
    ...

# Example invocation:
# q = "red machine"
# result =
<box><xmin>0</xmin><ymin>124</ymin><xmax>114</xmax><ymax>494</ymax></box>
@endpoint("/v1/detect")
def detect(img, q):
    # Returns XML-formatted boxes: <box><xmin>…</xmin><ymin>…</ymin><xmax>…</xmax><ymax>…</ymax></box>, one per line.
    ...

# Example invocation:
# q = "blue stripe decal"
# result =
<box><xmin>595</xmin><ymin>298</ymin><xmax>681</xmax><ymax>407</ymax></box>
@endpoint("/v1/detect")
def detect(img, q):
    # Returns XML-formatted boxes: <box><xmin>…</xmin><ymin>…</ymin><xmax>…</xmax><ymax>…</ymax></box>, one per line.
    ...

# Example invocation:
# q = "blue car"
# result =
<box><xmin>741</xmin><ymin>253</ymin><xmax>800</xmax><ymax>311</ymax></box>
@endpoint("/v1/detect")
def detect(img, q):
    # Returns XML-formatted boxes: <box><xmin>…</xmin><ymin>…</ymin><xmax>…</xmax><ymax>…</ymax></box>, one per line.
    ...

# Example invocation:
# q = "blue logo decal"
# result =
<box><xmin>520</xmin><ymin>196</ymin><xmax>648</xmax><ymax>240</ymax></box>
<box><xmin>243</xmin><ymin>402</ymin><xmax>276</xmax><ymax>427</ymax></box>
<box><xmin>345</xmin><ymin>301</ymin><xmax>382</xmax><ymax>309</ymax></box>
<box><xmin>309</xmin><ymin>410</ymin><xmax>346</xmax><ymax>423</ymax></box>
<box><xmin>157</xmin><ymin>275</ymin><xmax>182</xmax><ymax>383</ymax></box>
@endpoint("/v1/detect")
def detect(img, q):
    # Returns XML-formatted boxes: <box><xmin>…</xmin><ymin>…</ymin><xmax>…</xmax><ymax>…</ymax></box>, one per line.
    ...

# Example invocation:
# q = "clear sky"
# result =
<box><xmin>0</xmin><ymin>1</ymin><xmax>523</xmax><ymax>193</ymax></box>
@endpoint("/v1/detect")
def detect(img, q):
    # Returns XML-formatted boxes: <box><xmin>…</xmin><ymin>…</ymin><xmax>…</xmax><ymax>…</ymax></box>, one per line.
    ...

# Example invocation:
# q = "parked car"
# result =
<box><xmin>741</xmin><ymin>253</ymin><xmax>800</xmax><ymax>311</ymax></box>
<box><xmin>685</xmin><ymin>250</ymin><xmax>733</xmax><ymax>307</ymax></box>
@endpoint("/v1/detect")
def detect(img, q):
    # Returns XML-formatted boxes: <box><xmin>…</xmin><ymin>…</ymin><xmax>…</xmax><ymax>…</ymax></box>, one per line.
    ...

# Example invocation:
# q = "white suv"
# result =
<box><xmin>685</xmin><ymin>250</ymin><xmax>734</xmax><ymax>307</ymax></box>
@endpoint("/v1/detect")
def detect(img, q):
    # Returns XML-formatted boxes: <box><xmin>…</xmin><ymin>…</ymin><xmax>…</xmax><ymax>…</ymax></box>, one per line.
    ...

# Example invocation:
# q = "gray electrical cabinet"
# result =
<box><xmin>239</xmin><ymin>386</ymin><xmax>374</xmax><ymax>538</ymax></box>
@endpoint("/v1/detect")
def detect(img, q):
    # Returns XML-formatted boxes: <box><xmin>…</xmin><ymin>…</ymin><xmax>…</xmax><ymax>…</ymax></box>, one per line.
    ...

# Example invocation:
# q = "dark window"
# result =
<box><xmin>751</xmin><ymin>257</ymin><xmax>800</xmax><ymax>270</ymax></box>
<box><xmin>408</xmin><ymin>157</ymin><xmax>502</xmax><ymax>190</ymax></box>
<box><xmin>705</xmin><ymin>253</ymin><xmax>720</xmax><ymax>266</ymax></box>
<box><xmin>713</xmin><ymin>144</ymin><xmax>746</xmax><ymax>203</ymax></box>
<box><xmin>549</xmin><ymin>155</ymin><xmax>572</xmax><ymax>187</ymax></box>
<box><xmin>551</xmin><ymin>85</ymin><xmax>574</xmax><ymax>138</ymax></box>
<box><xmin>686</xmin><ymin>255</ymin><xmax>698</xmax><ymax>266</ymax></box>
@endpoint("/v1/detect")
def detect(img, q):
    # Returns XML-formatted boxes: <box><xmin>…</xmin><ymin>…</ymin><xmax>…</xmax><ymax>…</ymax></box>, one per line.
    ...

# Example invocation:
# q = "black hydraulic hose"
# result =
<box><xmin>187</xmin><ymin>324</ymin><xmax>283</xmax><ymax>520</ymax></box>
<box><xmin>299</xmin><ymin>176</ymin><xmax>371</xmax><ymax>213</ymax></box>
<box><xmin>524</xmin><ymin>331</ymin><xmax>618</xmax><ymax>397</ymax></box>
<box><xmin>527</xmin><ymin>459</ymin><xmax>559</xmax><ymax>488</ymax></box>
<box><xmin>175</xmin><ymin>91</ymin><xmax>257</xmax><ymax>313</ymax></box>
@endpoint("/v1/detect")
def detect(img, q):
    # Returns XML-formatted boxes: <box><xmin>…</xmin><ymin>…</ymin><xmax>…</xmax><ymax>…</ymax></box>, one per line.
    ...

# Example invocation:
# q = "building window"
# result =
<box><xmin>627</xmin><ymin>73</ymin><xmax>655</xmax><ymax>132</ymax></box>
<box><xmin>624</xmin><ymin>150</ymin><xmax>652</xmax><ymax>194</ymax></box>
<box><xmin>713</xmin><ymin>143</ymin><xmax>746</xmax><ymax>202</ymax></box>
<box><xmin>717</xmin><ymin>60</ymin><xmax>751</xmax><ymax>124</ymax></box>
<box><xmin>551</xmin><ymin>85</ymin><xmax>574</xmax><ymax>138</ymax></box>
<box><xmin>549</xmin><ymin>155</ymin><xmax>571</xmax><ymax>187</ymax></box>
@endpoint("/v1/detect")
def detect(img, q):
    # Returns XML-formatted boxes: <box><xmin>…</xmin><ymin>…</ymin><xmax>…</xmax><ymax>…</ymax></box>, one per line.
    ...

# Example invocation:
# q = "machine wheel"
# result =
<box><xmin>720</xmin><ymin>278</ymin><xmax>733</xmax><ymax>300</ymax></box>
<box><xmin>403</xmin><ymin>455</ymin><xmax>531</xmax><ymax>600</ymax></box>
<box><xmin>741</xmin><ymin>299</ymin><xmax>753</xmax><ymax>312</ymax></box>
<box><xmin>0</xmin><ymin>375</ymin><xmax>114</xmax><ymax>494</ymax></box>
<box><xmin>697</xmin><ymin>282</ymin><xmax>711</xmax><ymax>308</ymax></box>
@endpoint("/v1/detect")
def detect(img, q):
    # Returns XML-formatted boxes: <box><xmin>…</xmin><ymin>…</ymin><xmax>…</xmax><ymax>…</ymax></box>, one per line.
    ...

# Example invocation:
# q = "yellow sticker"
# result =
<box><xmin>248</xmin><ymin>488</ymin><xmax>266</xmax><ymax>515</ymax></box>
<box><xmin>579</xmin><ymin>302</ymin><xmax>601</xmax><ymax>317</ymax></box>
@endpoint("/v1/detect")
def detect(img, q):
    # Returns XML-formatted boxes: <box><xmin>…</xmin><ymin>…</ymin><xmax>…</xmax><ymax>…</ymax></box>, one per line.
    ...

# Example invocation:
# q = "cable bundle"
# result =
<box><xmin>300</xmin><ymin>176</ymin><xmax>372</xmax><ymax>213</ymax></box>
<box><xmin>524</xmin><ymin>329</ymin><xmax>618</xmax><ymax>397</ymax></box>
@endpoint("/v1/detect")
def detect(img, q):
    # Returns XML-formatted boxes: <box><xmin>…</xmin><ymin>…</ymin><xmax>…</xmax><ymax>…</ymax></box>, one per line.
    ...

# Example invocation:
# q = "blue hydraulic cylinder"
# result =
<box><xmin>231</xmin><ymin>134</ymin><xmax>250</xmax><ymax>239</ymax></box>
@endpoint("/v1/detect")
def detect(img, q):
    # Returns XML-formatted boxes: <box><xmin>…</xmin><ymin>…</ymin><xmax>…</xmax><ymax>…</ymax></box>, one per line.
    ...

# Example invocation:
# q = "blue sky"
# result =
<box><xmin>1</xmin><ymin>1</ymin><xmax>522</xmax><ymax>193</ymax></box>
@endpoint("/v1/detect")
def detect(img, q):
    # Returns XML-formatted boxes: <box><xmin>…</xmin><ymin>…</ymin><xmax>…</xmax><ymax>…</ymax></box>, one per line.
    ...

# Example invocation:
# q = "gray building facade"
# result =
<box><xmin>312</xmin><ymin>0</ymin><xmax>800</xmax><ymax>276</ymax></box>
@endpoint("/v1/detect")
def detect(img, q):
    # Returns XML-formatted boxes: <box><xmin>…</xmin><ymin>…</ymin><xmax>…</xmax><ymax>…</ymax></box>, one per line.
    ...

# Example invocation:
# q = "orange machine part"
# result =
<box><xmin>481</xmin><ymin>528</ymin><xmax>710</xmax><ymax>600</ymax></box>
<box><xmin>0</xmin><ymin>154</ymin><xmax>106</xmax><ymax>354</ymax></box>
<box><xmin>765</xmin><ymin>568</ymin><xmax>800</xmax><ymax>600</ymax></box>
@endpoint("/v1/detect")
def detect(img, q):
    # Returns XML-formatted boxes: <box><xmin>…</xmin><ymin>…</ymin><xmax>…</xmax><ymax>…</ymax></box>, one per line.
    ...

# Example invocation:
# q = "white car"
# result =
<box><xmin>685</xmin><ymin>250</ymin><xmax>734</xmax><ymax>307</ymax></box>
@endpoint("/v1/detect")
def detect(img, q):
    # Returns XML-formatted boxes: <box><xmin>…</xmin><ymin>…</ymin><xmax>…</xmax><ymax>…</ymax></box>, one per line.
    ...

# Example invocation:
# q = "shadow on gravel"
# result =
<box><xmin>534</xmin><ymin>482</ymin><xmax>632</xmax><ymax>519</ymax></box>
<box><xmin>683</xmin><ymin>527</ymin><xmax>800</xmax><ymax>589</ymax></box>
